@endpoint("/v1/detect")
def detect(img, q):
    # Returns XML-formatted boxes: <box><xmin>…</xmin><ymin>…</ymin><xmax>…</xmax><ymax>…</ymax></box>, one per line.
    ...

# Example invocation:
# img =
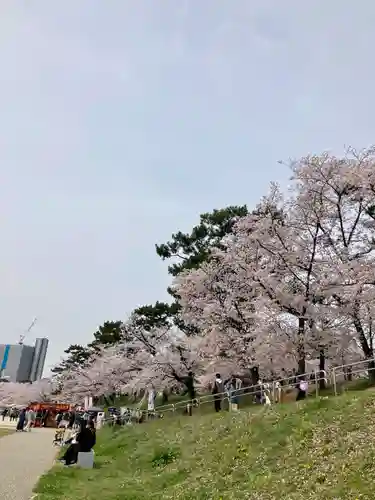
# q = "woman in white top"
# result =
<box><xmin>296</xmin><ymin>378</ymin><xmax>308</xmax><ymax>401</ymax></box>
<box><xmin>25</xmin><ymin>409</ymin><xmax>36</xmax><ymax>431</ymax></box>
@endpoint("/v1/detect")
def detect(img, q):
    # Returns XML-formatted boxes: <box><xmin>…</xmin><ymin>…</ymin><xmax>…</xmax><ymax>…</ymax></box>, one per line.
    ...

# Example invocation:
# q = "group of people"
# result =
<box><xmin>55</xmin><ymin>409</ymin><xmax>105</xmax><ymax>431</ymax></box>
<box><xmin>13</xmin><ymin>407</ymin><xmax>103</xmax><ymax>434</ymax></box>
<box><xmin>212</xmin><ymin>374</ymin><xmax>240</xmax><ymax>412</ymax></box>
<box><xmin>1</xmin><ymin>407</ymin><xmax>19</xmax><ymax>422</ymax></box>
<box><xmin>15</xmin><ymin>407</ymin><xmax>37</xmax><ymax>431</ymax></box>
<box><xmin>55</xmin><ymin>410</ymin><xmax>81</xmax><ymax>429</ymax></box>
<box><xmin>210</xmin><ymin>373</ymin><xmax>310</xmax><ymax>413</ymax></box>
<box><xmin>4</xmin><ymin>406</ymin><xmax>52</xmax><ymax>429</ymax></box>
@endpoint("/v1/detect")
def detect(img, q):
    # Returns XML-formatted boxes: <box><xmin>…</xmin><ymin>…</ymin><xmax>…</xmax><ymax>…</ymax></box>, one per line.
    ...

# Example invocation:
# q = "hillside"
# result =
<box><xmin>35</xmin><ymin>391</ymin><xmax>375</xmax><ymax>500</ymax></box>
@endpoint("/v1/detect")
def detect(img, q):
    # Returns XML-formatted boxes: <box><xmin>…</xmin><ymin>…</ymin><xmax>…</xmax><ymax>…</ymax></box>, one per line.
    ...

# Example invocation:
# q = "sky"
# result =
<box><xmin>1</xmin><ymin>1</ymin><xmax>375</xmax><ymax>372</ymax></box>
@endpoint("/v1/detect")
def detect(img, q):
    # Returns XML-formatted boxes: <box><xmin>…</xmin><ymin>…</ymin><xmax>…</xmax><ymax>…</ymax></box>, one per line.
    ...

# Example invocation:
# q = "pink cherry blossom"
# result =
<box><xmin>0</xmin><ymin>378</ymin><xmax>54</xmax><ymax>406</ymax></box>
<box><xmin>55</xmin><ymin>146</ymin><xmax>375</xmax><ymax>400</ymax></box>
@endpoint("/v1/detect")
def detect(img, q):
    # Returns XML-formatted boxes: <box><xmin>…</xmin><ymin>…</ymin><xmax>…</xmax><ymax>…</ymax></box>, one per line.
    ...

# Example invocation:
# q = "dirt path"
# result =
<box><xmin>0</xmin><ymin>427</ymin><xmax>57</xmax><ymax>500</ymax></box>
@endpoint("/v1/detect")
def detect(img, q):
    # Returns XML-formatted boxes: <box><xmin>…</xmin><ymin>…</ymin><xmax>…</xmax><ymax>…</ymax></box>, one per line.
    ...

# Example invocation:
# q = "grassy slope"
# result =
<box><xmin>35</xmin><ymin>391</ymin><xmax>375</xmax><ymax>500</ymax></box>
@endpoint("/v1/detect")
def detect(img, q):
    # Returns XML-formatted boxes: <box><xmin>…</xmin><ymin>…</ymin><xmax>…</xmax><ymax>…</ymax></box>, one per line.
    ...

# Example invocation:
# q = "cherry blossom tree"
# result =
<box><xmin>58</xmin><ymin>321</ymin><xmax>207</xmax><ymax>405</ymax></box>
<box><xmin>117</xmin><ymin>324</ymin><xmax>206</xmax><ymax>397</ymax></box>
<box><xmin>0</xmin><ymin>382</ymin><xmax>30</xmax><ymax>406</ymax></box>
<box><xmin>55</xmin><ymin>146</ymin><xmax>375</xmax><ymax>400</ymax></box>
<box><xmin>290</xmin><ymin>146</ymin><xmax>375</xmax><ymax>369</ymax></box>
<box><xmin>175</xmin><ymin>185</ymin><xmax>327</xmax><ymax>377</ymax></box>
<box><xmin>0</xmin><ymin>378</ymin><xmax>54</xmax><ymax>406</ymax></box>
<box><xmin>175</xmin><ymin>148</ymin><xmax>375</xmax><ymax>379</ymax></box>
<box><xmin>59</xmin><ymin>345</ymin><xmax>139</xmax><ymax>404</ymax></box>
<box><xmin>232</xmin><ymin>187</ymin><xmax>325</xmax><ymax>374</ymax></box>
<box><xmin>174</xmin><ymin>259</ymin><xmax>261</xmax><ymax>383</ymax></box>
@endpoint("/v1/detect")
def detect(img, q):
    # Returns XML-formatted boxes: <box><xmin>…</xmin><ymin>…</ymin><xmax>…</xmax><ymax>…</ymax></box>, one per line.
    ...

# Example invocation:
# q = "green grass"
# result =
<box><xmin>0</xmin><ymin>428</ymin><xmax>14</xmax><ymax>438</ymax></box>
<box><xmin>34</xmin><ymin>390</ymin><xmax>375</xmax><ymax>500</ymax></box>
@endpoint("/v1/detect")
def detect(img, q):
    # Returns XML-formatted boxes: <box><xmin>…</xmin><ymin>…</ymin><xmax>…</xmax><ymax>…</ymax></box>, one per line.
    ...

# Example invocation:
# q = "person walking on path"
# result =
<box><xmin>212</xmin><ymin>373</ymin><xmax>224</xmax><ymax>412</ymax></box>
<box><xmin>25</xmin><ymin>408</ymin><xmax>36</xmax><ymax>431</ymax></box>
<box><xmin>9</xmin><ymin>408</ymin><xmax>18</xmax><ymax>422</ymax></box>
<box><xmin>16</xmin><ymin>408</ymin><xmax>26</xmax><ymax>431</ymax></box>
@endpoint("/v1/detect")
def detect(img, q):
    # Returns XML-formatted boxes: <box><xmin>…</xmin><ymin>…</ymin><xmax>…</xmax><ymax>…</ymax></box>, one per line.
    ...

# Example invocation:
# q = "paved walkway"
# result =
<box><xmin>0</xmin><ymin>424</ymin><xmax>57</xmax><ymax>500</ymax></box>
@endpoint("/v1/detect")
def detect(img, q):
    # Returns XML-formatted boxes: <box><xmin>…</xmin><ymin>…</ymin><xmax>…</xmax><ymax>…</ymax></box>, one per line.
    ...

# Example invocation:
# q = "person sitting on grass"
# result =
<box><xmin>60</xmin><ymin>421</ymin><xmax>97</xmax><ymax>466</ymax></box>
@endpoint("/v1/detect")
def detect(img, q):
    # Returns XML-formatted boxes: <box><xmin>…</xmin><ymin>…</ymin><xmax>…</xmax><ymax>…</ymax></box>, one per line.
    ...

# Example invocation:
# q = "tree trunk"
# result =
<box><xmin>161</xmin><ymin>389</ymin><xmax>169</xmax><ymax>405</ymax></box>
<box><xmin>319</xmin><ymin>348</ymin><xmax>326</xmax><ymax>390</ymax></box>
<box><xmin>297</xmin><ymin>317</ymin><xmax>306</xmax><ymax>375</ymax></box>
<box><xmin>368</xmin><ymin>359</ymin><xmax>375</xmax><ymax>383</ymax></box>
<box><xmin>352</xmin><ymin>308</ymin><xmax>375</xmax><ymax>382</ymax></box>
<box><xmin>353</xmin><ymin>305</ymin><xmax>373</xmax><ymax>358</ymax></box>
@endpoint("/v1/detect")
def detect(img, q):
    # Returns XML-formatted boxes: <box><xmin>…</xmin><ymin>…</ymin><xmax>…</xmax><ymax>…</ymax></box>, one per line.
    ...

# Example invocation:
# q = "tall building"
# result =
<box><xmin>0</xmin><ymin>338</ymin><xmax>49</xmax><ymax>383</ymax></box>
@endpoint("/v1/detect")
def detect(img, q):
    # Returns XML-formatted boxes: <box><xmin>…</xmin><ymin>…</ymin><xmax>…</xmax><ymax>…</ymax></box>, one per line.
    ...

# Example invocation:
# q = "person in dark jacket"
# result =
<box><xmin>78</xmin><ymin>421</ymin><xmax>96</xmax><ymax>451</ymax></box>
<box><xmin>68</xmin><ymin>412</ymin><xmax>75</xmax><ymax>429</ymax></box>
<box><xmin>42</xmin><ymin>409</ymin><xmax>49</xmax><ymax>427</ymax></box>
<box><xmin>212</xmin><ymin>374</ymin><xmax>224</xmax><ymax>412</ymax></box>
<box><xmin>16</xmin><ymin>408</ymin><xmax>26</xmax><ymax>431</ymax></box>
<box><xmin>184</xmin><ymin>371</ymin><xmax>196</xmax><ymax>401</ymax></box>
<box><xmin>61</xmin><ymin>421</ymin><xmax>96</xmax><ymax>465</ymax></box>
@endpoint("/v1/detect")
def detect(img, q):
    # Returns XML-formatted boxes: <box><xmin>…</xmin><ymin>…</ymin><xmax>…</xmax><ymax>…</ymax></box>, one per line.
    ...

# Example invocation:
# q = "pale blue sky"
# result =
<box><xmin>1</xmin><ymin>1</ymin><xmax>375</xmax><ymax>371</ymax></box>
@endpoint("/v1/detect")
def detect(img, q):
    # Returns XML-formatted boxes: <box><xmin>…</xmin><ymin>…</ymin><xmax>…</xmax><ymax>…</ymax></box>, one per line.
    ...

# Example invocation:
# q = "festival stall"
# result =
<box><xmin>29</xmin><ymin>402</ymin><xmax>72</xmax><ymax>427</ymax></box>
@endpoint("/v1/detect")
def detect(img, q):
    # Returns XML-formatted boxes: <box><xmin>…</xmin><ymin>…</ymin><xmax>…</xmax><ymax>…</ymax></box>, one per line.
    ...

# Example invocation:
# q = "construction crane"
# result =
<box><xmin>18</xmin><ymin>317</ymin><xmax>38</xmax><ymax>345</ymax></box>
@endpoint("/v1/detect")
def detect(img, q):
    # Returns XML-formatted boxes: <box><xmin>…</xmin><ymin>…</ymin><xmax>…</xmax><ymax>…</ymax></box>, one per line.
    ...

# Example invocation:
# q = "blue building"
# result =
<box><xmin>0</xmin><ymin>338</ymin><xmax>49</xmax><ymax>382</ymax></box>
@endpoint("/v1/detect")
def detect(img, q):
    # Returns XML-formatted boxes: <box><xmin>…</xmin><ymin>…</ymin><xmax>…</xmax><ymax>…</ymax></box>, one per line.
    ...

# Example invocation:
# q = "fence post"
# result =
<box><xmin>195</xmin><ymin>397</ymin><xmax>200</xmax><ymax>414</ymax></box>
<box><xmin>332</xmin><ymin>368</ymin><xmax>337</xmax><ymax>396</ymax></box>
<box><xmin>322</xmin><ymin>370</ymin><xmax>327</xmax><ymax>388</ymax></box>
<box><xmin>227</xmin><ymin>391</ymin><xmax>231</xmax><ymax>412</ymax></box>
<box><xmin>314</xmin><ymin>369</ymin><xmax>319</xmax><ymax>398</ymax></box>
<box><xmin>272</xmin><ymin>381</ymin><xmax>276</xmax><ymax>403</ymax></box>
